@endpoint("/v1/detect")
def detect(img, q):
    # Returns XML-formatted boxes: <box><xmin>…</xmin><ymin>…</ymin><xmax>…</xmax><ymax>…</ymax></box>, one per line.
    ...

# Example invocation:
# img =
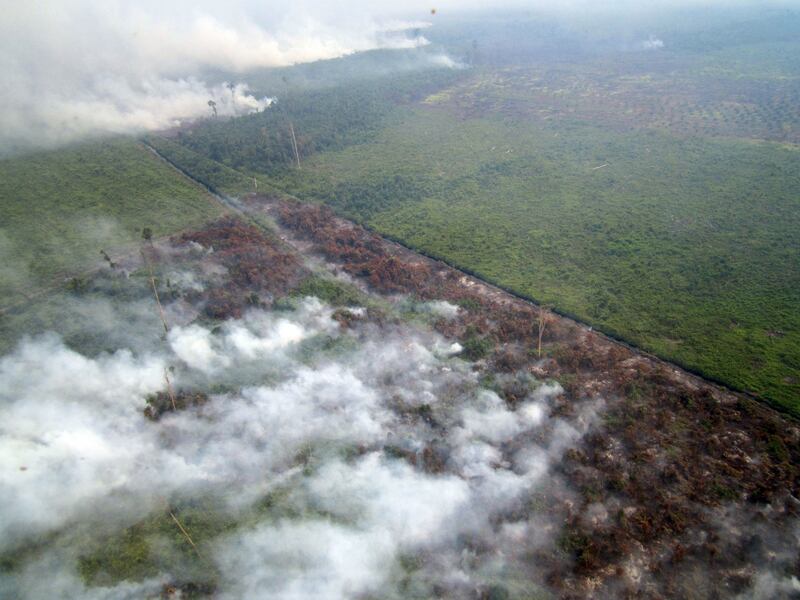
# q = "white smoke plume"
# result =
<box><xmin>740</xmin><ymin>573</ymin><xmax>800</xmax><ymax>599</ymax></box>
<box><xmin>0</xmin><ymin>1</ymin><xmax>432</xmax><ymax>154</ymax></box>
<box><xmin>2</xmin><ymin>0</ymin><xmax>788</xmax><ymax>153</ymax></box>
<box><xmin>0</xmin><ymin>291</ymin><xmax>595</xmax><ymax>598</ymax></box>
<box><xmin>641</xmin><ymin>35</ymin><xmax>666</xmax><ymax>49</ymax></box>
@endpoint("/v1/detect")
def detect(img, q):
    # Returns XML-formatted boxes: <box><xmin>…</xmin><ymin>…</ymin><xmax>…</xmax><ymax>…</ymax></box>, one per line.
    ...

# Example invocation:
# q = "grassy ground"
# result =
<box><xmin>264</xmin><ymin>107</ymin><xmax>800</xmax><ymax>412</ymax></box>
<box><xmin>0</xmin><ymin>138</ymin><xmax>226</xmax><ymax>306</ymax></box>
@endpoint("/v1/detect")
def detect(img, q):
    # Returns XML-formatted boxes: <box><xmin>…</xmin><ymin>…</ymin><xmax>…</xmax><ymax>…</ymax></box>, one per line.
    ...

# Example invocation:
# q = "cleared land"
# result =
<box><xmin>0</xmin><ymin>138</ymin><xmax>226</xmax><ymax>306</ymax></box>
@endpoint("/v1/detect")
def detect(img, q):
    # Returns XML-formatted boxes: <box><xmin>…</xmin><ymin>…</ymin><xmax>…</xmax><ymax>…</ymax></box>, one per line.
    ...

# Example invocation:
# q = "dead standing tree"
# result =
<box><xmin>136</xmin><ymin>238</ymin><xmax>198</xmax><ymax>557</ymax></box>
<box><xmin>169</xmin><ymin>510</ymin><xmax>201</xmax><ymax>557</ymax></box>
<box><xmin>163</xmin><ymin>368</ymin><xmax>177</xmax><ymax>411</ymax></box>
<box><xmin>289</xmin><ymin>122</ymin><xmax>301</xmax><ymax>168</ymax></box>
<box><xmin>146</xmin><ymin>259</ymin><xmax>169</xmax><ymax>335</ymax></box>
<box><xmin>227</xmin><ymin>82</ymin><xmax>236</xmax><ymax>112</ymax></box>
<box><xmin>537</xmin><ymin>305</ymin><xmax>553</xmax><ymax>358</ymax></box>
<box><xmin>139</xmin><ymin>229</ymin><xmax>168</xmax><ymax>335</ymax></box>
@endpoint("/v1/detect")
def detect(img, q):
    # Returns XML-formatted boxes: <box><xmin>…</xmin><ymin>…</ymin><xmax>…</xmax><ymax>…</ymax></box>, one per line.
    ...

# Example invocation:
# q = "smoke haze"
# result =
<box><xmin>0</xmin><ymin>1</ymin><xmax>433</xmax><ymax>153</ymax></box>
<box><xmin>1</xmin><ymin>0</ymin><xmax>792</xmax><ymax>153</ymax></box>
<box><xmin>0</xmin><ymin>289</ymin><xmax>596</xmax><ymax>597</ymax></box>
<box><xmin>3</xmin><ymin>2</ymin><xmax>800</xmax><ymax>596</ymax></box>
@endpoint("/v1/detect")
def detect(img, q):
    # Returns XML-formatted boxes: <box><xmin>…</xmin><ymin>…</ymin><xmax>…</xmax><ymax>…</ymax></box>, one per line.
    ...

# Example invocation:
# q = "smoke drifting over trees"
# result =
<box><xmin>2</xmin><ymin>0</ymin><xmax>792</xmax><ymax>154</ymax></box>
<box><xmin>1</xmin><ymin>195</ymin><xmax>797</xmax><ymax>597</ymax></box>
<box><xmin>0</xmin><ymin>1</ymin><xmax>433</xmax><ymax>154</ymax></box>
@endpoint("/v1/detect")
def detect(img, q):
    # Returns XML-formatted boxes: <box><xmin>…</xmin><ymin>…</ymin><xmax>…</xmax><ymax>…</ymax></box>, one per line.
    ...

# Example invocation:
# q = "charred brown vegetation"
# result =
<box><xmin>261</xmin><ymin>194</ymin><xmax>800</xmax><ymax>597</ymax></box>
<box><xmin>174</xmin><ymin>216</ymin><xmax>307</xmax><ymax>320</ymax></box>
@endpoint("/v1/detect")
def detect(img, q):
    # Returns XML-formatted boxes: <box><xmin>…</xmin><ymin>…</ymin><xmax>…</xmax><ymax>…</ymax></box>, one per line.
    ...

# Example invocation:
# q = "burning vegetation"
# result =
<box><xmin>0</xmin><ymin>197</ymin><xmax>798</xmax><ymax>599</ymax></box>
<box><xmin>265</xmin><ymin>194</ymin><xmax>800</xmax><ymax>598</ymax></box>
<box><xmin>175</xmin><ymin>216</ymin><xmax>307</xmax><ymax>319</ymax></box>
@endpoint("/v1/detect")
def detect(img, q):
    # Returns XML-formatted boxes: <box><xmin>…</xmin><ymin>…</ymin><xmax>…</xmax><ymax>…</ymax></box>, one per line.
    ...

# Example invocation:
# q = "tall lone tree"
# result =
<box><xmin>289</xmin><ymin>122</ymin><xmax>301</xmax><ymax>169</ymax></box>
<box><xmin>228</xmin><ymin>82</ymin><xmax>236</xmax><ymax>111</ymax></box>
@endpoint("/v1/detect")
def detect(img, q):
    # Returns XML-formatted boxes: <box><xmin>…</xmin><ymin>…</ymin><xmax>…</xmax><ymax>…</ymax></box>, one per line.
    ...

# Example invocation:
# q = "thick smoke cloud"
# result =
<box><xmin>2</xmin><ymin>243</ymin><xmax>796</xmax><ymax>598</ymax></box>
<box><xmin>2</xmin><ymin>0</ymin><xmax>784</xmax><ymax>154</ymax></box>
<box><xmin>0</xmin><ymin>292</ymin><xmax>596</xmax><ymax>597</ymax></box>
<box><xmin>0</xmin><ymin>1</ymin><xmax>432</xmax><ymax>154</ymax></box>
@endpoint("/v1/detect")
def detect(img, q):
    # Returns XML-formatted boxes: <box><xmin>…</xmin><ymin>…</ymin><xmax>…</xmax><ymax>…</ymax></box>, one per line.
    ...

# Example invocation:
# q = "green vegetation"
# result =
<box><xmin>229</xmin><ymin>48</ymin><xmax>464</xmax><ymax>96</ymax></box>
<box><xmin>290</xmin><ymin>274</ymin><xmax>365</xmax><ymax>307</ymax></box>
<box><xmin>7</xmin><ymin>11</ymin><xmax>800</xmax><ymax>597</ymax></box>
<box><xmin>0</xmin><ymin>138</ymin><xmax>225</xmax><ymax>305</ymax></box>
<box><xmin>461</xmin><ymin>326</ymin><xmax>494</xmax><ymax>361</ymax></box>
<box><xmin>166</xmin><ymin>26</ymin><xmax>800</xmax><ymax>411</ymax></box>
<box><xmin>169</xmin><ymin>68</ymin><xmax>462</xmax><ymax>177</ymax></box>
<box><xmin>261</xmin><ymin>108</ymin><xmax>799</xmax><ymax>409</ymax></box>
<box><xmin>6</xmin><ymin>11</ymin><xmax>798</xmax><ymax>413</ymax></box>
<box><xmin>143</xmin><ymin>135</ymin><xmax>257</xmax><ymax>198</ymax></box>
<box><xmin>77</xmin><ymin>502</ymin><xmax>234</xmax><ymax>588</ymax></box>
<box><xmin>65</xmin><ymin>452</ymin><xmax>366</xmax><ymax>590</ymax></box>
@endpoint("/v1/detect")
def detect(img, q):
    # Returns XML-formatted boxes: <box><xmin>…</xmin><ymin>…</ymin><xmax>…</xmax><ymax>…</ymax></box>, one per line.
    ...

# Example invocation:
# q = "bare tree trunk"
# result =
<box><xmin>170</xmin><ymin>511</ymin><xmax>201</xmax><ymax>557</ymax></box>
<box><xmin>141</xmin><ymin>249</ymin><xmax>169</xmax><ymax>334</ymax></box>
<box><xmin>537</xmin><ymin>307</ymin><xmax>550</xmax><ymax>358</ymax></box>
<box><xmin>164</xmin><ymin>369</ymin><xmax>177</xmax><ymax>411</ymax></box>
<box><xmin>149</xmin><ymin>274</ymin><xmax>169</xmax><ymax>334</ymax></box>
<box><xmin>289</xmin><ymin>122</ymin><xmax>301</xmax><ymax>169</ymax></box>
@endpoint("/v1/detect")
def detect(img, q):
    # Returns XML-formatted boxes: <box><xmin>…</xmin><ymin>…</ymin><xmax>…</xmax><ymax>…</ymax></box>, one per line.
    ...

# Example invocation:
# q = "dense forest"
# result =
<box><xmin>171</xmin><ymin>67</ymin><xmax>462</xmax><ymax>176</ymax></box>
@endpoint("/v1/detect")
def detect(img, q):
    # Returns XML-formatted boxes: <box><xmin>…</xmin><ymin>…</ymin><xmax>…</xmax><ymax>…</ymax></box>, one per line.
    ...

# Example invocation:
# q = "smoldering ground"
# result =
<box><xmin>0</xmin><ymin>223</ymin><xmax>592</xmax><ymax>598</ymax></box>
<box><xmin>2</xmin><ymin>207</ymin><xmax>800</xmax><ymax>598</ymax></box>
<box><xmin>0</xmin><ymin>260</ymin><xmax>595</xmax><ymax>599</ymax></box>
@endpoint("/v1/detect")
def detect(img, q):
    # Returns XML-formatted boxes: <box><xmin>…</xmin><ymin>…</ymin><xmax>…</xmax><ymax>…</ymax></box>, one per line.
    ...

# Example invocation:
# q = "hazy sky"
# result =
<box><xmin>0</xmin><ymin>0</ymin><xmax>792</xmax><ymax>153</ymax></box>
